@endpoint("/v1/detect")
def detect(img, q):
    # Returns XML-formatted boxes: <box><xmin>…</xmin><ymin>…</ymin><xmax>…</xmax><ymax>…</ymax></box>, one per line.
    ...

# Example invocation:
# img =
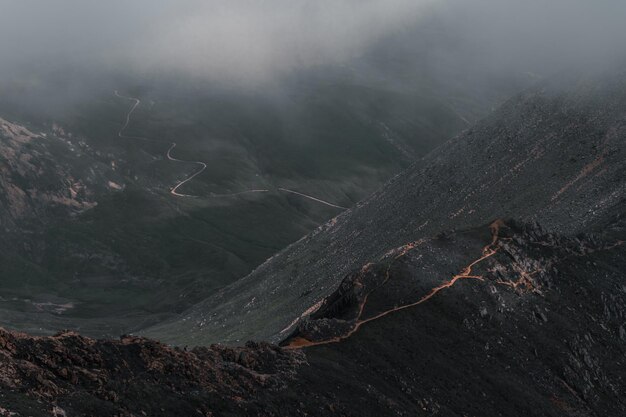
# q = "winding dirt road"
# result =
<box><xmin>277</xmin><ymin>188</ymin><xmax>348</xmax><ymax>209</ymax></box>
<box><xmin>166</xmin><ymin>143</ymin><xmax>208</xmax><ymax>197</ymax></box>
<box><xmin>115</xmin><ymin>91</ymin><xmax>270</xmax><ymax>199</ymax></box>
<box><xmin>115</xmin><ymin>91</ymin><xmax>158</xmax><ymax>144</ymax></box>
<box><xmin>115</xmin><ymin>91</ymin><xmax>347</xmax><ymax>209</ymax></box>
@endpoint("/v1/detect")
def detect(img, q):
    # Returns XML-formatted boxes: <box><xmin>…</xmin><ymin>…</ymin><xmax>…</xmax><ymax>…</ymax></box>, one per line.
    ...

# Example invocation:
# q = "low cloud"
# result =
<box><xmin>127</xmin><ymin>0</ymin><xmax>434</xmax><ymax>83</ymax></box>
<box><xmin>0</xmin><ymin>0</ymin><xmax>624</xmax><ymax>87</ymax></box>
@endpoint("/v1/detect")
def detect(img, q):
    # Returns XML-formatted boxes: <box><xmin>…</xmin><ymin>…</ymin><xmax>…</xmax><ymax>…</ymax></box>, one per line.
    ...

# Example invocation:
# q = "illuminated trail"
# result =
<box><xmin>115</xmin><ymin>91</ymin><xmax>269</xmax><ymax>198</ymax></box>
<box><xmin>285</xmin><ymin>220</ymin><xmax>504</xmax><ymax>349</ymax></box>
<box><xmin>285</xmin><ymin>221</ymin><xmax>624</xmax><ymax>349</ymax></box>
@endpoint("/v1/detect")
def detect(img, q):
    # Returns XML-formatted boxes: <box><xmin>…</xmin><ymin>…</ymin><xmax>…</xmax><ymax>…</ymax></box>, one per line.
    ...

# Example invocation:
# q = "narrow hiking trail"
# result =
<box><xmin>284</xmin><ymin>220</ymin><xmax>506</xmax><ymax>349</ymax></box>
<box><xmin>284</xmin><ymin>220</ymin><xmax>625</xmax><ymax>349</ymax></box>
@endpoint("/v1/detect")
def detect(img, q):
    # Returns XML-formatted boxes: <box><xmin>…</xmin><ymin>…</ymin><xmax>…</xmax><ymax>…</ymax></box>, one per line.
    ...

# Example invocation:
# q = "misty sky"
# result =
<box><xmin>0</xmin><ymin>0</ymin><xmax>625</xmax><ymax>86</ymax></box>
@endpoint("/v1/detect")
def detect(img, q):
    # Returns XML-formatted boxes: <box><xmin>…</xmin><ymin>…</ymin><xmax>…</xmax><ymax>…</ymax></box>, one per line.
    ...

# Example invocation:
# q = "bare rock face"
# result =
<box><xmin>0</xmin><ymin>117</ymin><xmax>119</xmax><ymax>231</ymax></box>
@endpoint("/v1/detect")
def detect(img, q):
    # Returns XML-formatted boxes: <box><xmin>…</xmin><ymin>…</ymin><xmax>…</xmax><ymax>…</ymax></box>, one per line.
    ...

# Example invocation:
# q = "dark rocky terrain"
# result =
<box><xmin>1</xmin><ymin>218</ymin><xmax>625</xmax><ymax>416</ymax></box>
<box><xmin>0</xmin><ymin>118</ymin><xmax>120</xmax><ymax>230</ymax></box>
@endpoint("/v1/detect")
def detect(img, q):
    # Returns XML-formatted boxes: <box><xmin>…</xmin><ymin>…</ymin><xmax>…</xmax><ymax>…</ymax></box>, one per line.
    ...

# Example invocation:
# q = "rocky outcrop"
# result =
<box><xmin>282</xmin><ymin>220</ymin><xmax>623</xmax><ymax>347</ymax></box>
<box><xmin>0</xmin><ymin>329</ymin><xmax>304</xmax><ymax>416</ymax></box>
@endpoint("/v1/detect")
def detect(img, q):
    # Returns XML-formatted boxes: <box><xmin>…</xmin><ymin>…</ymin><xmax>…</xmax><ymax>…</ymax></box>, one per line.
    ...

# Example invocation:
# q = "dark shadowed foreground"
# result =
<box><xmin>1</xmin><ymin>219</ymin><xmax>625</xmax><ymax>416</ymax></box>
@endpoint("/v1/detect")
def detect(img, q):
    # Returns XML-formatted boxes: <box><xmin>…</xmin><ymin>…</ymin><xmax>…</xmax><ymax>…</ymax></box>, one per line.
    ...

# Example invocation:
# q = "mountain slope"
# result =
<box><xmin>144</xmin><ymin>69</ymin><xmax>626</xmax><ymax>345</ymax></box>
<box><xmin>2</xmin><ymin>68</ymin><xmax>626</xmax><ymax>417</ymax></box>
<box><xmin>0</xmin><ymin>76</ymin><xmax>473</xmax><ymax>338</ymax></box>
